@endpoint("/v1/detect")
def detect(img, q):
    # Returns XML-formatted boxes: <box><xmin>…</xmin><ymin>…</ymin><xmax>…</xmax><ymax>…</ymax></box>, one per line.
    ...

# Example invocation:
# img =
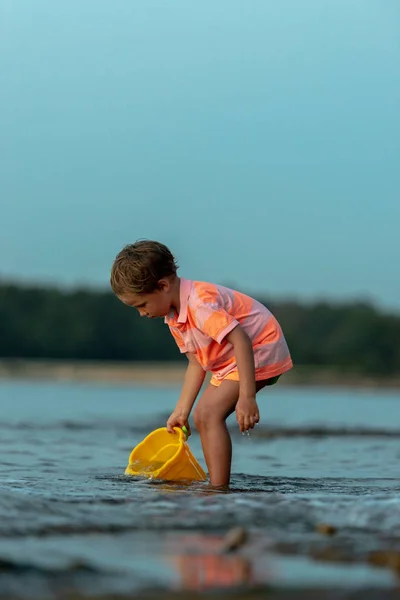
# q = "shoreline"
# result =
<box><xmin>0</xmin><ymin>359</ymin><xmax>400</xmax><ymax>390</ymax></box>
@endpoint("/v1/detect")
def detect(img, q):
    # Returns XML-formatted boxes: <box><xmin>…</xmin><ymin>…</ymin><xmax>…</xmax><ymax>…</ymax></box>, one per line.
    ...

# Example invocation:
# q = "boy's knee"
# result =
<box><xmin>193</xmin><ymin>404</ymin><xmax>222</xmax><ymax>430</ymax></box>
<box><xmin>193</xmin><ymin>404</ymin><xmax>204</xmax><ymax>430</ymax></box>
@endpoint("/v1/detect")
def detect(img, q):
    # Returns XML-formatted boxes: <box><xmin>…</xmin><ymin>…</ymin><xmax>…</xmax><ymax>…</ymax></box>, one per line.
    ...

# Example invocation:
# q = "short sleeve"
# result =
<box><xmin>194</xmin><ymin>301</ymin><xmax>239</xmax><ymax>344</ymax></box>
<box><xmin>168</xmin><ymin>326</ymin><xmax>188</xmax><ymax>353</ymax></box>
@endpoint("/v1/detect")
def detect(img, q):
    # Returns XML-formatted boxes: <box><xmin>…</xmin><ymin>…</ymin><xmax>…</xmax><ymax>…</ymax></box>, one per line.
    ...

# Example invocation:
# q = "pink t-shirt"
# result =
<box><xmin>165</xmin><ymin>278</ymin><xmax>293</xmax><ymax>385</ymax></box>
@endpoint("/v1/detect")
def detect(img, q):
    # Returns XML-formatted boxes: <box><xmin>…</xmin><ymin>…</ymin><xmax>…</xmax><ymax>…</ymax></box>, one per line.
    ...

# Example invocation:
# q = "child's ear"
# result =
<box><xmin>157</xmin><ymin>279</ymin><xmax>169</xmax><ymax>292</ymax></box>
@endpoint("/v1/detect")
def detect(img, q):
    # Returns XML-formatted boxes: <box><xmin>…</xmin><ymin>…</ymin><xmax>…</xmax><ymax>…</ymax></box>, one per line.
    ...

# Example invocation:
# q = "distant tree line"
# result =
<box><xmin>0</xmin><ymin>281</ymin><xmax>399</xmax><ymax>375</ymax></box>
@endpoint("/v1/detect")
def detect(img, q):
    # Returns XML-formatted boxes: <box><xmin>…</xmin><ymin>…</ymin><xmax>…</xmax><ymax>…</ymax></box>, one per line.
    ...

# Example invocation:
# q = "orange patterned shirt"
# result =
<box><xmin>165</xmin><ymin>278</ymin><xmax>292</xmax><ymax>386</ymax></box>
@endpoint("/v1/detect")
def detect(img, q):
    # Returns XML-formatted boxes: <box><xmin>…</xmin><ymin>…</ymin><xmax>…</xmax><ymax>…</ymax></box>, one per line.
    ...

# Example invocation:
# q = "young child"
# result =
<box><xmin>111</xmin><ymin>240</ymin><xmax>293</xmax><ymax>487</ymax></box>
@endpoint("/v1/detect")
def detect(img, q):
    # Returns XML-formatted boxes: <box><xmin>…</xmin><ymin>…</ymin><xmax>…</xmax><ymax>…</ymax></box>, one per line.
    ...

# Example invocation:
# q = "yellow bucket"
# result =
<box><xmin>125</xmin><ymin>427</ymin><xmax>207</xmax><ymax>482</ymax></box>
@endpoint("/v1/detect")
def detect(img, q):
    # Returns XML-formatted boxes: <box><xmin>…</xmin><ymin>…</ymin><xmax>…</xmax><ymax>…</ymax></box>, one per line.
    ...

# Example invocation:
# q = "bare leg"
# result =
<box><xmin>193</xmin><ymin>379</ymin><xmax>269</xmax><ymax>487</ymax></box>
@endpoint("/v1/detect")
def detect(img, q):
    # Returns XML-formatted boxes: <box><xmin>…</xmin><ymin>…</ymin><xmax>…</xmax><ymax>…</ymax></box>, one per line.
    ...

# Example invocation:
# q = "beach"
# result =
<box><xmin>1</xmin><ymin>378</ymin><xmax>400</xmax><ymax>599</ymax></box>
<box><xmin>1</xmin><ymin>359</ymin><xmax>399</xmax><ymax>390</ymax></box>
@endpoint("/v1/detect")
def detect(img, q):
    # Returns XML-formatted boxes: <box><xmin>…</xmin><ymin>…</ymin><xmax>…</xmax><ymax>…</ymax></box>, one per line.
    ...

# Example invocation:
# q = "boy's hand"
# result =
<box><xmin>166</xmin><ymin>410</ymin><xmax>191</xmax><ymax>436</ymax></box>
<box><xmin>236</xmin><ymin>395</ymin><xmax>259</xmax><ymax>432</ymax></box>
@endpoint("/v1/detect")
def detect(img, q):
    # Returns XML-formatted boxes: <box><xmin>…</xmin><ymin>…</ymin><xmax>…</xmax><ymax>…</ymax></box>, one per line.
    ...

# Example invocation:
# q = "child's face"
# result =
<box><xmin>118</xmin><ymin>282</ymin><xmax>172</xmax><ymax>319</ymax></box>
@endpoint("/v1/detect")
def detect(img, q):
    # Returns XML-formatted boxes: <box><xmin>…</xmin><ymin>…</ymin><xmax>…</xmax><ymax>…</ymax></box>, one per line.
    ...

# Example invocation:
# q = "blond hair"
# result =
<box><xmin>110</xmin><ymin>240</ymin><xmax>178</xmax><ymax>295</ymax></box>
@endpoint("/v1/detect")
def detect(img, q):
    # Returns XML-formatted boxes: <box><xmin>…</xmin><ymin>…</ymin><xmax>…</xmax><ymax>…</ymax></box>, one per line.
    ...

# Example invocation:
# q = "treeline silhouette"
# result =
<box><xmin>0</xmin><ymin>282</ymin><xmax>399</xmax><ymax>375</ymax></box>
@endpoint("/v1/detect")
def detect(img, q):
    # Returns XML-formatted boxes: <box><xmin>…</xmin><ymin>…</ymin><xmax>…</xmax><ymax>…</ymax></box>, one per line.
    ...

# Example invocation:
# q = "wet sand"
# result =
<box><xmin>6</xmin><ymin>591</ymin><xmax>399</xmax><ymax>600</ymax></box>
<box><xmin>0</xmin><ymin>537</ymin><xmax>398</xmax><ymax>600</ymax></box>
<box><xmin>74</xmin><ymin>591</ymin><xmax>400</xmax><ymax>600</ymax></box>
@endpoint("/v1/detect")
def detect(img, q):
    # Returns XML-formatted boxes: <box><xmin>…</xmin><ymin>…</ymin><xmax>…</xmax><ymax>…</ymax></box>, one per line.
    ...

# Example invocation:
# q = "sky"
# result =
<box><xmin>1</xmin><ymin>0</ymin><xmax>399</xmax><ymax>310</ymax></box>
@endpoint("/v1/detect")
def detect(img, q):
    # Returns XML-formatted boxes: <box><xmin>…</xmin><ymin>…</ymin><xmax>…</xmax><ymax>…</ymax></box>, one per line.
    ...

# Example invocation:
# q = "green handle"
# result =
<box><xmin>182</xmin><ymin>425</ymin><xmax>188</xmax><ymax>439</ymax></box>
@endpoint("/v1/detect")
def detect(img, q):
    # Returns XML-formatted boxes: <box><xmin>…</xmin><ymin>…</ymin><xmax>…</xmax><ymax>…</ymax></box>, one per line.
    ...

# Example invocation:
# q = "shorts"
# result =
<box><xmin>210</xmin><ymin>371</ymin><xmax>281</xmax><ymax>387</ymax></box>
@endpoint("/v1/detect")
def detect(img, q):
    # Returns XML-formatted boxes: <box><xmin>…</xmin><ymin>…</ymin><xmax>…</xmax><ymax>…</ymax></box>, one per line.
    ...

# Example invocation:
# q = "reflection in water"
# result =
<box><xmin>168</xmin><ymin>534</ymin><xmax>264</xmax><ymax>590</ymax></box>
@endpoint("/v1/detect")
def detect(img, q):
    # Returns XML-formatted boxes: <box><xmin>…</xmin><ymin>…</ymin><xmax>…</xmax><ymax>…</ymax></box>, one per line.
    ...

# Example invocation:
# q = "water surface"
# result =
<box><xmin>0</xmin><ymin>380</ymin><xmax>399</xmax><ymax>597</ymax></box>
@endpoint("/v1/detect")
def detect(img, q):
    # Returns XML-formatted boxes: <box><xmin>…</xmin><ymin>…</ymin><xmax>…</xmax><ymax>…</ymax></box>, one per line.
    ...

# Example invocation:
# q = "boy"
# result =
<box><xmin>111</xmin><ymin>240</ymin><xmax>292</xmax><ymax>487</ymax></box>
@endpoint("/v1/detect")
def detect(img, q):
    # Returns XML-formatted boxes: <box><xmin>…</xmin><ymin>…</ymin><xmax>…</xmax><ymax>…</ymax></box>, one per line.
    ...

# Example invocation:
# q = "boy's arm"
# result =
<box><xmin>226</xmin><ymin>325</ymin><xmax>259</xmax><ymax>432</ymax></box>
<box><xmin>166</xmin><ymin>353</ymin><xmax>206</xmax><ymax>433</ymax></box>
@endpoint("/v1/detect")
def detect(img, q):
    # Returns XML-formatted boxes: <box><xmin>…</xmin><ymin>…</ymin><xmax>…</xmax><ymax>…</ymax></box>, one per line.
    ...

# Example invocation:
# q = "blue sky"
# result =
<box><xmin>1</xmin><ymin>1</ymin><xmax>399</xmax><ymax>309</ymax></box>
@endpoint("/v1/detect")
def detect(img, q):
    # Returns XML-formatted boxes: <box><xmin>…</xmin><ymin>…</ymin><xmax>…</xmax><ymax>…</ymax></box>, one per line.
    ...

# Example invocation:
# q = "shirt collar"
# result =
<box><xmin>165</xmin><ymin>277</ymin><xmax>191</xmax><ymax>324</ymax></box>
<box><xmin>177</xmin><ymin>277</ymin><xmax>191</xmax><ymax>323</ymax></box>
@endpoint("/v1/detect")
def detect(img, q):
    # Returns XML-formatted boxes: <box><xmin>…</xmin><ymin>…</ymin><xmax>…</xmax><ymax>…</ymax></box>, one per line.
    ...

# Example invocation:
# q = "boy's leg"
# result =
<box><xmin>193</xmin><ymin>379</ymin><xmax>269</xmax><ymax>487</ymax></box>
<box><xmin>193</xmin><ymin>380</ymin><xmax>238</xmax><ymax>487</ymax></box>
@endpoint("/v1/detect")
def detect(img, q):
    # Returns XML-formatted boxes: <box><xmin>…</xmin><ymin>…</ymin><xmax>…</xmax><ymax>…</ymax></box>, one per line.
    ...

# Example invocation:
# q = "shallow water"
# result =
<box><xmin>0</xmin><ymin>380</ymin><xmax>399</xmax><ymax>597</ymax></box>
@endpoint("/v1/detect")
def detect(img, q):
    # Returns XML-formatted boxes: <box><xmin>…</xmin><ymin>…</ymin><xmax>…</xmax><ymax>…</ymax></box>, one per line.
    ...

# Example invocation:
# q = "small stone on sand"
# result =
<box><xmin>316</xmin><ymin>523</ymin><xmax>337</xmax><ymax>536</ymax></box>
<box><xmin>220</xmin><ymin>527</ymin><xmax>248</xmax><ymax>553</ymax></box>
